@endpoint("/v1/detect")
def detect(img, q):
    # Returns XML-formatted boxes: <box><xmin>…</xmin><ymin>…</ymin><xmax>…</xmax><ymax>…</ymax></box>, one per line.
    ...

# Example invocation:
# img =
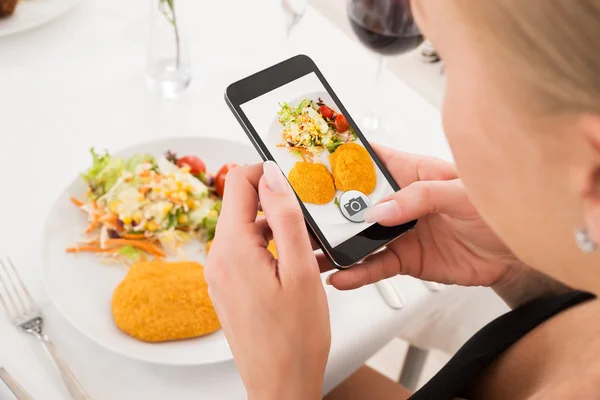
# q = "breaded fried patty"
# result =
<box><xmin>0</xmin><ymin>0</ymin><xmax>18</xmax><ymax>17</ymax></box>
<box><xmin>112</xmin><ymin>261</ymin><xmax>220</xmax><ymax>342</ymax></box>
<box><xmin>288</xmin><ymin>162</ymin><xmax>336</xmax><ymax>204</ymax></box>
<box><xmin>328</xmin><ymin>143</ymin><xmax>377</xmax><ymax>195</ymax></box>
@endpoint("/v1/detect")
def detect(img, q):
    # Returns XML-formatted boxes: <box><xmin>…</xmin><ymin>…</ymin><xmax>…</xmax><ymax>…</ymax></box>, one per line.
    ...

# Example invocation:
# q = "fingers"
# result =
<box><xmin>218</xmin><ymin>163</ymin><xmax>264</xmax><ymax>229</ymax></box>
<box><xmin>371</xmin><ymin>144</ymin><xmax>458</xmax><ymax>187</ymax></box>
<box><xmin>259</xmin><ymin>161</ymin><xmax>316</xmax><ymax>283</ymax></box>
<box><xmin>325</xmin><ymin>249</ymin><xmax>402</xmax><ymax>290</ymax></box>
<box><xmin>364</xmin><ymin>179</ymin><xmax>474</xmax><ymax>226</ymax></box>
<box><xmin>257</xmin><ymin>211</ymin><xmax>321</xmax><ymax>251</ymax></box>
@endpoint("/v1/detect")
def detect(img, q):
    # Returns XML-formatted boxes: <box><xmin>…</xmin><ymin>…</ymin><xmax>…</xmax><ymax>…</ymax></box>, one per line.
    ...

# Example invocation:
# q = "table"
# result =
<box><xmin>0</xmin><ymin>0</ymin><xmax>457</xmax><ymax>398</ymax></box>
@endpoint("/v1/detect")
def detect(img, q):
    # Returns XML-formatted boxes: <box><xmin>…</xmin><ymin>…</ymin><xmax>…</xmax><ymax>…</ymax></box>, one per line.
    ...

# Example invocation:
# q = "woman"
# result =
<box><xmin>205</xmin><ymin>0</ymin><xmax>600</xmax><ymax>398</ymax></box>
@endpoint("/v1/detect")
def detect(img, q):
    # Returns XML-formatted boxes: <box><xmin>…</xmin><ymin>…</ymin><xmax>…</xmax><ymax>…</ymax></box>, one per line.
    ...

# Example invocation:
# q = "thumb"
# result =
<box><xmin>259</xmin><ymin>161</ymin><xmax>316</xmax><ymax>282</ymax></box>
<box><xmin>363</xmin><ymin>179</ymin><xmax>475</xmax><ymax>226</ymax></box>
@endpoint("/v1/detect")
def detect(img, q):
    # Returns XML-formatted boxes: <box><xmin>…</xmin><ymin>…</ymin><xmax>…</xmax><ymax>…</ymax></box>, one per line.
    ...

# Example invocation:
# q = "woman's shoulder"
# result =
<box><xmin>467</xmin><ymin>296</ymin><xmax>600</xmax><ymax>399</ymax></box>
<box><xmin>528</xmin><ymin>365</ymin><xmax>600</xmax><ymax>399</ymax></box>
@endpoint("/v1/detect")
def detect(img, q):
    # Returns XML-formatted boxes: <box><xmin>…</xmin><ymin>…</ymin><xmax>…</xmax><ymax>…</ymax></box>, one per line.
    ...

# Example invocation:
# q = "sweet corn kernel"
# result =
<box><xmin>177</xmin><ymin>181</ymin><xmax>183</xmax><ymax>189</ymax></box>
<box><xmin>163</xmin><ymin>203</ymin><xmax>174</xmax><ymax>215</ymax></box>
<box><xmin>171</xmin><ymin>192</ymin><xmax>180</xmax><ymax>200</ymax></box>
<box><xmin>109</xmin><ymin>201</ymin><xmax>119</xmax><ymax>213</ymax></box>
<box><xmin>122</xmin><ymin>216</ymin><xmax>132</xmax><ymax>225</ymax></box>
<box><xmin>179</xmin><ymin>192</ymin><xmax>188</xmax><ymax>201</ymax></box>
<box><xmin>180</xmin><ymin>165</ymin><xmax>191</xmax><ymax>173</ymax></box>
<box><xmin>186</xmin><ymin>198</ymin><xmax>196</xmax><ymax>209</ymax></box>
<box><xmin>178</xmin><ymin>214</ymin><xmax>189</xmax><ymax>224</ymax></box>
<box><xmin>132</xmin><ymin>211</ymin><xmax>143</xmax><ymax>223</ymax></box>
<box><xmin>137</xmin><ymin>194</ymin><xmax>145</xmax><ymax>202</ymax></box>
<box><xmin>147</xmin><ymin>221</ymin><xmax>159</xmax><ymax>232</ymax></box>
<box><xmin>152</xmin><ymin>187</ymin><xmax>161</xmax><ymax>193</ymax></box>
<box><xmin>164</xmin><ymin>190</ymin><xmax>172</xmax><ymax>197</ymax></box>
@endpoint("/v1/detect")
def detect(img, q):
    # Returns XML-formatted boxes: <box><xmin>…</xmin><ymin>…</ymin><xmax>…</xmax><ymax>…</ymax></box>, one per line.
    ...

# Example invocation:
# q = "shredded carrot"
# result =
<box><xmin>85</xmin><ymin>222</ymin><xmax>99</xmax><ymax>233</ymax></box>
<box><xmin>105</xmin><ymin>239</ymin><xmax>166</xmax><ymax>258</ymax></box>
<box><xmin>168</xmin><ymin>197</ymin><xmax>182</xmax><ymax>205</ymax></box>
<box><xmin>122</xmin><ymin>233</ymin><xmax>147</xmax><ymax>240</ymax></box>
<box><xmin>70</xmin><ymin>196</ymin><xmax>85</xmax><ymax>207</ymax></box>
<box><xmin>99</xmin><ymin>214</ymin><xmax>118</xmax><ymax>225</ymax></box>
<box><xmin>139</xmin><ymin>187</ymin><xmax>151</xmax><ymax>195</ymax></box>
<box><xmin>139</xmin><ymin>170</ymin><xmax>151</xmax><ymax>177</ymax></box>
<box><xmin>66</xmin><ymin>246</ymin><xmax>114</xmax><ymax>254</ymax></box>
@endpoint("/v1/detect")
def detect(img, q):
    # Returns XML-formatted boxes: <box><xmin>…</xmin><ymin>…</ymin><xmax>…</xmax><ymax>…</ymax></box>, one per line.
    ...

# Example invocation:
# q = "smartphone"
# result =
<box><xmin>225</xmin><ymin>55</ymin><xmax>416</xmax><ymax>269</ymax></box>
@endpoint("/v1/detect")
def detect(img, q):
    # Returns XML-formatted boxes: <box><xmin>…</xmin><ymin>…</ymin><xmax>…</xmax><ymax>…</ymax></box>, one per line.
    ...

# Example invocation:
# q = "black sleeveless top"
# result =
<box><xmin>409</xmin><ymin>290</ymin><xmax>596</xmax><ymax>400</ymax></box>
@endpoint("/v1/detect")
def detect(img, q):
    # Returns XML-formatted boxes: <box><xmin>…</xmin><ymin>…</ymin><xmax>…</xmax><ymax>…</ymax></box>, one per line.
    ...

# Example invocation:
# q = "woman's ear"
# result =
<box><xmin>580</xmin><ymin>116</ymin><xmax>600</xmax><ymax>246</ymax></box>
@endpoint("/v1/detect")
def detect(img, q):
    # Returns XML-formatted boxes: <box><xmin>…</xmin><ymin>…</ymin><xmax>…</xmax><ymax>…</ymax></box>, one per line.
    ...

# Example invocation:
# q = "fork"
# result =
<box><xmin>0</xmin><ymin>258</ymin><xmax>90</xmax><ymax>400</ymax></box>
<box><xmin>0</xmin><ymin>367</ymin><xmax>33</xmax><ymax>400</ymax></box>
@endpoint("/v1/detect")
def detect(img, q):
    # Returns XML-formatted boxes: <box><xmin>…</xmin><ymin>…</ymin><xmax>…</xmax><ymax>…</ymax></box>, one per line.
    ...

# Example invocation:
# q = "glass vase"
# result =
<box><xmin>146</xmin><ymin>0</ymin><xmax>191</xmax><ymax>98</ymax></box>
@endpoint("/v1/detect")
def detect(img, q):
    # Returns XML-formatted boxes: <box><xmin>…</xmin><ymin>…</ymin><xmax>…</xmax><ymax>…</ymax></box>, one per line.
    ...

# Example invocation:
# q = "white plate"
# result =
<box><xmin>0</xmin><ymin>0</ymin><xmax>80</xmax><ymax>37</ymax></box>
<box><xmin>42</xmin><ymin>137</ymin><xmax>260</xmax><ymax>366</ymax></box>
<box><xmin>266</xmin><ymin>91</ymin><xmax>386</xmax><ymax>226</ymax></box>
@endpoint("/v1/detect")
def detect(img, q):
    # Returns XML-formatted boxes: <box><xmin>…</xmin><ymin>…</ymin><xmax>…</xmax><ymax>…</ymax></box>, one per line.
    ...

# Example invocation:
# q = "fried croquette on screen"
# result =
<box><xmin>329</xmin><ymin>143</ymin><xmax>376</xmax><ymax>195</ymax></box>
<box><xmin>288</xmin><ymin>162</ymin><xmax>336</xmax><ymax>204</ymax></box>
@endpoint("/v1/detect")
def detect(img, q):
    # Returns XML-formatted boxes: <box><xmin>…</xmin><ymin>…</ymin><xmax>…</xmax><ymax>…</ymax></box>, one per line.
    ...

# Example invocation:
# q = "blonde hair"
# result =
<box><xmin>461</xmin><ymin>0</ymin><xmax>600</xmax><ymax>113</ymax></box>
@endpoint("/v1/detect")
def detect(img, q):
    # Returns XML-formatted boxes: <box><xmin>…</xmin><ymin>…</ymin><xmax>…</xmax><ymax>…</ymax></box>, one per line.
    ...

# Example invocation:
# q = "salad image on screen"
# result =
<box><xmin>276</xmin><ymin>98</ymin><xmax>357</xmax><ymax>161</ymax></box>
<box><xmin>275</xmin><ymin>97</ymin><xmax>377</xmax><ymax>207</ymax></box>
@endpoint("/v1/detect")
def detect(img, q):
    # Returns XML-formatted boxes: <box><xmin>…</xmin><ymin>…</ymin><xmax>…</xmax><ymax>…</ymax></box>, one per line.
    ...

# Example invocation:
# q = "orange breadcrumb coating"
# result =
<box><xmin>288</xmin><ymin>162</ymin><xmax>336</xmax><ymax>205</ymax></box>
<box><xmin>112</xmin><ymin>261</ymin><xmax>220</xmax><ymax>343</ymax></box>
<box><xmin>328</xmin><ymin>143</ymin><xmax>376</xmax><ymax>195</ymax></box>
<box><xmin>267</xmin><ymin>240</ymin><xmax>278</xmax><ymax>259</ymax></box>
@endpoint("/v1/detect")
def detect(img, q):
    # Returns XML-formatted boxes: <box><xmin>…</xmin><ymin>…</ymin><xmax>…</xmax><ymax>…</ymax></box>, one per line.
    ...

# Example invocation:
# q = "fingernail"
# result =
<box><xmin>263</xmin><ymin>161</ymin><xmax>287</xmax><ymax>193</ymax></box>
<box><xmin>364</xmin><ymin>201</ymin><xmax>399</xmax><ymax>223</ymax></box>
<box><xmin>326</xmin><ymin>274</ymin><xmax>333</xmax><ymax>285</ymax></box>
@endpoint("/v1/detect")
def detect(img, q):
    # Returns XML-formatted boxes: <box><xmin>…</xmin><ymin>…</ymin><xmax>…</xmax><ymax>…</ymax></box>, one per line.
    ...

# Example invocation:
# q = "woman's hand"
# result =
<box><xmin>322</xmin><ymin>145</ymin><xmax>524</xmax><ymax>291</ymax></box>
<box><xmin>205</xmin><ymin>162</ymin><xmax>330</xmax><ymax>400</ymax></box>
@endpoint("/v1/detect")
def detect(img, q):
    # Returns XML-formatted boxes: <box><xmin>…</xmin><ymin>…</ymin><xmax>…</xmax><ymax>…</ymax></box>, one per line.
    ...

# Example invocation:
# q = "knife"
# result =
<box><xmin>0</xmin><ymin>367</ymin><xmax>34</xmax><ymax>400</ymax></box>
<box><xmin>374</xmin><ymin>280</ymin><xmax>405</xmax><ymax>310</ymax></box>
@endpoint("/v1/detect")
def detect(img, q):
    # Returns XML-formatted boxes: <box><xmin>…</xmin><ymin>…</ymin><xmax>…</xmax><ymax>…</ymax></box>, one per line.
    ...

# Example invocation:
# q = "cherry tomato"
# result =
<box><xmin>319</xmin><ymin>105</ymin><xmax>334</xmax><ymax>119</ymax></box>
<box><xmin>335</xmin><ymin>114</ymin><xmax>349</xmax><ymax>133</ymax></box>
<box><xmin>214</xmin><ymin>163</ymin><xmax>237</xmax><ymax>197</ymax></box>
<box><xmin>177</xmin><ymin>156</ymin><xmax>206</xmax><ymax>175</ymax></box>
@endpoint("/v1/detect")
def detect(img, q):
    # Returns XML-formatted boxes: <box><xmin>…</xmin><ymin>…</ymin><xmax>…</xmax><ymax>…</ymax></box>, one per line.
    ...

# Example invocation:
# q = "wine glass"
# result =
<box><xmin>347</xmin><ymin>0</ymin><xmax>424</xmax><ymax>138</ymax></box>
<box><xmin>281</xmin><ymin>0</ymin><xmax>308</xmax><ymax>41</ymax></box>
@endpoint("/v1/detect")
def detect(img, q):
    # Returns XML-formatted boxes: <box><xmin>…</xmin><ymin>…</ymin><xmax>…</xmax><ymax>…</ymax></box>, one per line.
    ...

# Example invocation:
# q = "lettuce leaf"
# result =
<box><xmin>326</xmin><ymin>138</ymin><xmax>344</xmax><ymax>153</ymax></box>
<box><xmin>118</xmin><ymin>245</ymin><xmax>144</xmax><ymax>262</ymax></box>
<box><xmin>202</xmin><ymin>203</ymin><xmax>221</xmax><ymax>241</ymax></box>
<box><xmin>125</xmin><ymin>154</ymin><xmax>155</xmax><ymax>172</ymax></box>
<box><xmin>81</xmin><ymin>148</ymin><xmax>110</xmax><ymax>183</ymax></box>
<box><xmin>277</xmin><ymin>102</ymin><xmax>294</xmax><ymax>125</ymax></box>
<box><xmin>82</xmin><ymin>148</ymin><xmax>124</xmax><ymax>198</ymax></box>
<box><xmin>294</xmin><ymin>98</ymin><xmax>311</xmax><ymax>114</ymax></box>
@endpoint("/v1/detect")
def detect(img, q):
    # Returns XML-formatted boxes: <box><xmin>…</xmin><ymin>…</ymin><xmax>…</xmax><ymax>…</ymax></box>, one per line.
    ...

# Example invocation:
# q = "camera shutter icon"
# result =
<box><xmin>339</xmin><ymin>190</ymin><xmax>373</xmax><ymax>223</ymax></box>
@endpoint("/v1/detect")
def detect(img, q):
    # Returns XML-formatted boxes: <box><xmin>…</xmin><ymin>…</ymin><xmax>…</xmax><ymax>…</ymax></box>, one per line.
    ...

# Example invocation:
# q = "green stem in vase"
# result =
<box><xmin>159</xmin><ymin>0</ymin><xmax>181</xmax><ymax>69</ymax></box>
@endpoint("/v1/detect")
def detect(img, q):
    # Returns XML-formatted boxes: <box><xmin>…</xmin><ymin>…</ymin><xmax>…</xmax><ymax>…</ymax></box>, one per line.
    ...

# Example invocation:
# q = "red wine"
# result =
<box><xmin>348</xmin><ymin>0</ymin><xmax>423</xmax><ymax>55</ymax></box>
<box><xmin>349</xmin><ymin>20</ymin><xmax>423</xmax><ymax>55</ymax></box>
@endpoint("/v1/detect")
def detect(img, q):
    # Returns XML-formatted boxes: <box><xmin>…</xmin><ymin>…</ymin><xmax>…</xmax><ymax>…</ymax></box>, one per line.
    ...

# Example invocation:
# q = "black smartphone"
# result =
<box><xmin>225</xmin><ymin>55</ymin><xmax>416</xmax><ymax>269</ymax></box>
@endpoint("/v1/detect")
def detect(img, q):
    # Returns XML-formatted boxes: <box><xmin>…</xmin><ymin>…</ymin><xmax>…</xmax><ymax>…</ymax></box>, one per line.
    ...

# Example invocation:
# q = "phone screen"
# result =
<box><xmin>240</xmin><ymin>72</ymin><xmax>396</xmax><ymax>248</ymax></box>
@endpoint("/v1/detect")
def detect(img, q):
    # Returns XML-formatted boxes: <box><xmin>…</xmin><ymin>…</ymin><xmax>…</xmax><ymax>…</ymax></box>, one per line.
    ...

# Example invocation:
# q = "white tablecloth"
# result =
<box><xmin>0</xmin><ymin>0</ymin><xmax>499</xmax><ymax>398</ymax></box>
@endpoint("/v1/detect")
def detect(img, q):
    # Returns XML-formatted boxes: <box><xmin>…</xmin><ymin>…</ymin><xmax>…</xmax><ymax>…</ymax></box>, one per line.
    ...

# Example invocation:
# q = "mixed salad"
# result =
<box><xmin>67</xmin><ymin>149</ymin><xmax>236</xmax><ymax>264</ymax></box>
<box><xmin>277</xmin><ymin>98</ymin><xmax>357</xmax><ymax>161</ymax></box>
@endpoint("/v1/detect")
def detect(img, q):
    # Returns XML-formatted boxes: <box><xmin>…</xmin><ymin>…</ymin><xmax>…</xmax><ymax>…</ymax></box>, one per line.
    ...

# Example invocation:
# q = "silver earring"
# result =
<box><xmin>575</xmin><ymin>228</ymin><xmax>597</xmax><ymax>253</ymax></box>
